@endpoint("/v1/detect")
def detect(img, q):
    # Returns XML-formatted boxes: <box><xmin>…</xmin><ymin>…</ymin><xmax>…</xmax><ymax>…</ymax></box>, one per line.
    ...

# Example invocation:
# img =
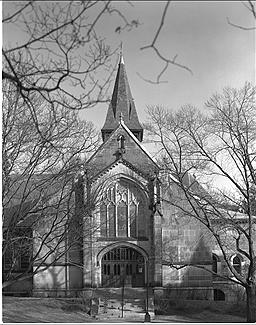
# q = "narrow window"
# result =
<box><xmin>4</xmin><ymin>251</ymin><xmax>12</xmax><ymax>270</ymax></box>
<box><xmin>117</xmin><ymin>201</ymin><xmax>128</xmax><ymax>237</ymax></box>
<box><xmin>212</xmin><ymin>254</ymin><xmax>218</xmax><ymax>273</ymax></box>
<box><xmin>129</xmin><ymin>102</ymin><xmax>132</xmax><ymax>119</ymax></box>
<box><xmin>121</xmin><ymin>248</ymin><xmax>125</xmax><ymax>260</ymax></box>
<box><xmin>233</xmin><ymin>255</ymin><xmax>241</xmax><ymax>274</ymax></box>
<box><xmin>108</xmin><ymin>203</ymin><xmax>116</xmax><ymax>237</ymax></box>
<box><xmin>100</xmin><ymin>204</ymin><xmax>107</xmax><ymax>237</ymax></box>
<box><xmin>129</xmin><ymin>203</ymin><xmax>137</xmax><ymax>238</ymax></box>
<box><xmin>117</xmin><ymin>135</ymin><xmax>125</xmax><ymax>150</ymax></box>
<box><xmin>20</xmin><ymin>254</ymin><xmax>30</xmax><ymax>271</ymax></box>
<box><xmin>116</xmin><ymin>248</ymin><xmax>120</xmax><ymax>261</ymax></box>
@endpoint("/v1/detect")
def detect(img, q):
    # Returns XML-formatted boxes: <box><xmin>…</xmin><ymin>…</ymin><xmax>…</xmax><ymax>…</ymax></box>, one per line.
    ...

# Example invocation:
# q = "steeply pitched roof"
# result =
<box><xmin>101</xmin><ymin>54</ymin><xmax>143</xmax><ymax>138</ymax></box>
<box><xmin>87</xmin><ymin>119</ymin><xmax>159</xmax><ymax>180</ymax></box>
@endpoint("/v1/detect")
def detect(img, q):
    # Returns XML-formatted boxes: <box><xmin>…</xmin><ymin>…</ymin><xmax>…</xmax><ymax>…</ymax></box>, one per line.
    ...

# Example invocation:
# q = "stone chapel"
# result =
<box><xmin>57</xmin><ymin>52</ymin><xmax>216</xmax><ymax>298</ymax></box>
<box><xmin>6</xmin><ymin>53</ymin><xmax>246</xmax><ymax>303</ymax></box>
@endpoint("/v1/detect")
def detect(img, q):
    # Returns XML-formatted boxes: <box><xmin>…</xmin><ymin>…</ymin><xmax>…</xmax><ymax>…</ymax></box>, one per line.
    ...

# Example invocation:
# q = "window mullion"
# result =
<box><xmin>127</xmin><ymin>188</ymin><xmax>130</xmax><ymax>237</ymax></box>
<box><xmin>115</xmin><ymin>182</ymin><xmax>118</xmax><ymax>237</ymax></box>
<box><xmin>136</xmin><ymin>203</ymin><xmax>139</xmax><ymax>238</ymax></box>
<box><xmin>106</xmin><ymin>203</ymin><xmax>109</xmax><ymax>237</ymax></box>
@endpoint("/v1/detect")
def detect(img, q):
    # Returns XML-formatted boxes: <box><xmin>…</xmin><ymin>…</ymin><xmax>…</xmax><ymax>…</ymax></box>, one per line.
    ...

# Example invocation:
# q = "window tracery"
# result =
<box><xmin>100</xmin><ymin>179</ymin><xmax>145</xmax><ymax>238</ymax></box>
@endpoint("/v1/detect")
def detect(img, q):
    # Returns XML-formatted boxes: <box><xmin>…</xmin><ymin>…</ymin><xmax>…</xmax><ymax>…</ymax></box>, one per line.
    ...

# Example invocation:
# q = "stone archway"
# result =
<box><xmin>99</xmin><ymin>244</ymin><xmax>147</xmax><ymax>287</ymax></box>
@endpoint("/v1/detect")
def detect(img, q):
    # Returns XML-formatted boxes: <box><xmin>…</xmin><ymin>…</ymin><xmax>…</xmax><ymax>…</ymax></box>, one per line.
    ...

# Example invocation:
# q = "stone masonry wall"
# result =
<box><xmin>160</xmin><ymin>179</ymin><xmax>212</xmax><ymax>288</ymax></box>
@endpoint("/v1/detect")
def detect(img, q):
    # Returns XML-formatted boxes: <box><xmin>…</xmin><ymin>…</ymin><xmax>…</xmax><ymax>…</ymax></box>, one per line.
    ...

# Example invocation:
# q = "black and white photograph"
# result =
<box><xmin>2</xmin><ymin>1</ymin><xmax>256</xmax><ymax>323</ymax></box>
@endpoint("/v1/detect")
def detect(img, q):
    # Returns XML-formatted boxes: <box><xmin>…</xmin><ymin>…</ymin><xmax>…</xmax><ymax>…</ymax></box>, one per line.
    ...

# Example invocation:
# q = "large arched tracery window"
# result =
<box><xmin>100</xmin><ymin>179</ymin><xmax>146</xmax><ymax>238</ymax></box>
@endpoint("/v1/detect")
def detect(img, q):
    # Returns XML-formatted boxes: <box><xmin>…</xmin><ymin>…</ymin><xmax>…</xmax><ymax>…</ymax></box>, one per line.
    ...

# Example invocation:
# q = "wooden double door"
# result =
<box><xmin>101</xmin><ymin>246</ymin><xmax>145</xmax><ymax>287</ymax></box>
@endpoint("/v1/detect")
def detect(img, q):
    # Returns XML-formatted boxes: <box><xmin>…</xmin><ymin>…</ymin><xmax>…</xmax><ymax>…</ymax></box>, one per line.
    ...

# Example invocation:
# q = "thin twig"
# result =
<box><xmin>227</xmin><ymin>17</ymin><xmax>256</xmax><ymax>30</ymax></box>
<box><xmin>140</xmin><ymin>1</ymin><xmax>192</xmax><ymax>83</ymax></box>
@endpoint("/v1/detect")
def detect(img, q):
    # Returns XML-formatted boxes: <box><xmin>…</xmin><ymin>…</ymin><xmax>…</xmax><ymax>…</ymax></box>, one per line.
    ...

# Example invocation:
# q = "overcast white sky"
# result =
<box><xmin>3</xmin><ymin>1</ymin><xmax>255</xmax><ymax>130</ymax></box>
<box><xmin>82</xmin><ymin>1</ymin><xmax>255</xmax><ymax>129</ymax></box>
<box><xmin>2</xmin><ymin>1</ymin><xmax>255</xmax><ymax>192</ymax></box>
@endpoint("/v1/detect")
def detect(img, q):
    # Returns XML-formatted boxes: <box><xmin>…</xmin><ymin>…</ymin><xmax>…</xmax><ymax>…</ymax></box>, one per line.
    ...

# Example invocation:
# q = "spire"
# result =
<box><xmin>119</xmin><ymin>112</ymin><xmax>124</xmax><ymax>124</ymax></box>
<box><xmin>101</xmin><ymin>50</ymin><xmax>143</xmax><ymax>142</ymax></box>
<box><xmin>119</xmin><ymin>42</ymin><xmax>124</xmax><ymax>64</ymax></box>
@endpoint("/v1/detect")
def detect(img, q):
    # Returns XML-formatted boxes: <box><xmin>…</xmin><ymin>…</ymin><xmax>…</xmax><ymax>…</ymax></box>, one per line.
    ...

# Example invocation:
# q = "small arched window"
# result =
<box><xmin>233</xmin><ymin>255</ymin><xmax>242</xmax><ymax>274</ymax></box>
<box><xmin>212</xmin><ymin>254</ymin><xmax>218</xmax><ymax>273</ymax></box>
<box><xmin>117</xmin><ymin>135</ymin><xmax>125</xmax><ymax>151</ymax></box>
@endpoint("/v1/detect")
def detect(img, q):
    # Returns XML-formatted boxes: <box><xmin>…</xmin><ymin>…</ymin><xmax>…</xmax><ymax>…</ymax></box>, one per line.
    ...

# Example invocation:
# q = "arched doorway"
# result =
<box><xmin>101</xmin><ymin>246</ymin><xmax>145</xmax><ymax>287</ymax></box>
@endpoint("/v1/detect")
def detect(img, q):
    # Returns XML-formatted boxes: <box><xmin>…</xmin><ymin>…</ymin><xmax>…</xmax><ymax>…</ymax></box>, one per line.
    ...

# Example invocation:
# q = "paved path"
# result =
<box><xmin>95</xmin><ymin>312</ymin><xmax>245</xmax><ymax>323</ymax></box>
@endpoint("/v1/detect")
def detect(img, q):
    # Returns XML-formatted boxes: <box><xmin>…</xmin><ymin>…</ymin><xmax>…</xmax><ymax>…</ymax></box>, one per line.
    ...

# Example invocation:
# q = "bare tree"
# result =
<box><xmin>2</xmin><ymin>0</ymin><xmax>149</xmax><ymax>292</ymax></box>
<box><xmin>145</xmin><ymin>82</ymin><xmax>256</xmax><ymax>322</ymax></box>
<box><xmin>2</xmin><ymin>79</ymin><xmax>100</xmax><ymax>289</ymax></box>
<box><xmin>3</xmin><ymin>1</ymin><xmax>254</xmax><ymax>92</ymax></box>
<box><xmin>2</xmin><ymin>1</ymin><xmax>119</xmax><ymax>111</ymax></box>
<box><xmin>2</xmin><ymin>1</ymin><xmax>194</xmax><ymax>94</ymax></box>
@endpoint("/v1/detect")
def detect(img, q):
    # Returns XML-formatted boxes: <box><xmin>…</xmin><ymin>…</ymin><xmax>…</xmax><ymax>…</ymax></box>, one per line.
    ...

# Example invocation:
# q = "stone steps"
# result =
<box><xmin>94</xmin><ymin>287</ymin><xmax>153</xmax><ymax>299</ymax></box>
<box><xmin>98</xmin><ymin>296</ymin><xmax>154</xmax><ymax>320</ymax></box>
<box><xmin>72</xmin><ymin>287</ymin><xmax>155</xmax><ymax>320</ymax></box>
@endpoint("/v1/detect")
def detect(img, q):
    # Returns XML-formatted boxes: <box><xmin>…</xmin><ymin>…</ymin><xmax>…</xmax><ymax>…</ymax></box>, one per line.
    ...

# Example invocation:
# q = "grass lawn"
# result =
<box><xmin>2</xmin><ymin>296</ymin><xmax>95</xmax><ymax>323</ymax></box>
<box><xmin>2</xmin><ymin>296</ymin><xmax>247</xmax><ymax>323</ymax></box>
<box><xmin>154</xmin><ymin>299</ymin><xmax>247</xmax><ymax>323</ymax></box>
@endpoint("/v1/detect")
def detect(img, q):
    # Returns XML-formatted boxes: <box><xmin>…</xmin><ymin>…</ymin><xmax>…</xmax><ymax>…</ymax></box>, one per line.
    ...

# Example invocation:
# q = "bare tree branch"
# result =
<box><xmin>227</xmin><ymin>0</ymin><xmax>256</xmax><ymax>30</ymax></box>
<box><xmin>227</xmin><ymin>17</ymin><xmax>256</xmax><ymax>30</ymax></box>
<box><xmin>145</xmin><ymin>83</ymin><xmax>256</xmax><ymax>322</ymax></box>
<box><xmin>140</xmin><ymin>1</ymin><xmax>192</xmax><ymax>83</ymax></box>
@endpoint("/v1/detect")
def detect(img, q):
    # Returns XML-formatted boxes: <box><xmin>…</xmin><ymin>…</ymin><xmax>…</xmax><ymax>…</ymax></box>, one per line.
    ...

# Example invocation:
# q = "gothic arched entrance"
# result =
<box><xmin>101</xmin><ymin>246</ymin><xmax>145</xmax><ymax>287</ymax></box>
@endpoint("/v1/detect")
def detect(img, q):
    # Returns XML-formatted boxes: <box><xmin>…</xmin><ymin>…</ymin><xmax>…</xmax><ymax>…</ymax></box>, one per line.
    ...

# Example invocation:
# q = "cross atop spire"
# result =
<box><xmin>101</xmin><ymin>51</ymin><xmax>143</xmax><ymax>142</ymax></box>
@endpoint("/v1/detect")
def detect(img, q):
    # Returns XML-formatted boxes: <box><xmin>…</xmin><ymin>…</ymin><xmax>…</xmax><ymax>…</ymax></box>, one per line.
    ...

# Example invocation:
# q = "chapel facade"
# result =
<box><xmin>5</xmin><ymin>53</ymin><xmax>247</xmax><ymax>303</ymax></box>
<box><xmin>82</xmin><ymin>53</ymin><xmax>162</xmax><ymax>289</ymax></box>
<box><xmin>72</xmin><ymin>53</ymin><xmax>216</xmax><ymax>296</ymax></box>
<box><xmin>76</xmin><ymin>54</ymin><xmax>246</xmax><ymax>301</ymax></box>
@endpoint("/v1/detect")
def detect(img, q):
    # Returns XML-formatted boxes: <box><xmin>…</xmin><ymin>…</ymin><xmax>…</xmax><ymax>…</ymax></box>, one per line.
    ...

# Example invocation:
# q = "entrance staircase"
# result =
<box><xmin>95</xmin><ymin>288</ymin><xmax>155</xmax><ymax>321</ymax></box>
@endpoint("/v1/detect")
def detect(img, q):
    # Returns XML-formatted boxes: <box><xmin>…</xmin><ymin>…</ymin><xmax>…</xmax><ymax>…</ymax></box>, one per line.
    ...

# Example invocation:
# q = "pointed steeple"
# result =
<box><xmin>120</xmin><ymin>42</ymin><xmax>124</xmax><ymax>64</ymax></box>
<box><xmin>101</xmin><ymin>48</ymin><xmax>143</xmax><ymax>142</ymax></box>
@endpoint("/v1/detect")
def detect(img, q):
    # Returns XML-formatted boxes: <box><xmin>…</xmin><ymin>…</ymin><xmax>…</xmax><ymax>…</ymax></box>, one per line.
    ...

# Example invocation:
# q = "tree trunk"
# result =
<box><xmin>246</xmin><ymin>284</ymin><xmax>256</xmax><ymax>322</ymax></box>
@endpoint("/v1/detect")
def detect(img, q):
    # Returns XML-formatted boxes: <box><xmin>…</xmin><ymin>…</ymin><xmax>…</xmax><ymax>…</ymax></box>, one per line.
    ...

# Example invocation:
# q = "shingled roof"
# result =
<box><xmin>101</xmin><ymin>53</ymin><xmax>143</xmax><ymax>142</ymax></box>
